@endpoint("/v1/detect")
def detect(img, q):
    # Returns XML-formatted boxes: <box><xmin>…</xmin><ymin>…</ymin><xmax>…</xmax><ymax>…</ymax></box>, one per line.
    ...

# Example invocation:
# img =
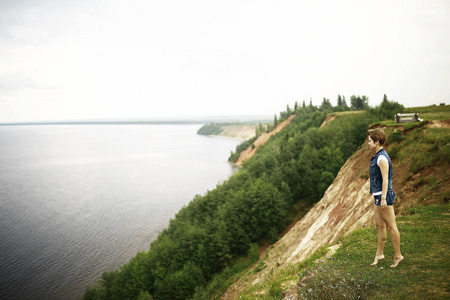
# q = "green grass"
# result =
<box><xmin>235</xmin><ymin>204</ymin><xmax>450</xmax><ymax>299</ymax></box>
<box><xmin>373</xmin><ymin>121</ymin><xmax>449</xmax><ymax>199</ymax></box>
<box><xmin>389</xmin><ymin>126</ymin><xmax>450</xmax><ymax>175</ymax></box>
<box><xmin>404</xmin><ymin>104</ymin><xmax>449</xmax><ymax>113</ymax></box>
<box><xmin>404</xmin><ymin>104</ymin><xmax>450</xmax><ymax>121</ymax></box>
<box><xmin>378</xmin><ymin>120</ymin><xmax>427</xmax><ymax>130</ymax></box>
<box><xmin>375</xmin><ymin>104</ymin><xmax>449</xmax><ymax>127</ymax></box>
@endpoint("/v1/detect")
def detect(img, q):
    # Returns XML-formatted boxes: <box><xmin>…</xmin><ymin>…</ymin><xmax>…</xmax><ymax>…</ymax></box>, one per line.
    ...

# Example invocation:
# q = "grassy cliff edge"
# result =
<box><xmin>221</xmin><ymin>107</ymin><xmax>449</xmax><ymax>299</ymax></box>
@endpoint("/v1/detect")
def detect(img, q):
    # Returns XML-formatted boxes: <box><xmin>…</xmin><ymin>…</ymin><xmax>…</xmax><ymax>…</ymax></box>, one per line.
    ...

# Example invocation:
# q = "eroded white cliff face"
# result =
<box><xmin>227</xmin><ymin>145</ymin><xmax>377</xmax><ymax>290</ymax></box>
<box><xmin>268</xmin><ymin>146</ymin><xmax>374</xmax><ymax>271</ymax></box>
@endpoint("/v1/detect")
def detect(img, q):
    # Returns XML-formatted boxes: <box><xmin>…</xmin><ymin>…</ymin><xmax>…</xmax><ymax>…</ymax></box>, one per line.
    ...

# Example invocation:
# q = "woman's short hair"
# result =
<box><xmin>367</xmin><ymin>128</ymin><xmax>386</xmax><ymax>146</ymax></box>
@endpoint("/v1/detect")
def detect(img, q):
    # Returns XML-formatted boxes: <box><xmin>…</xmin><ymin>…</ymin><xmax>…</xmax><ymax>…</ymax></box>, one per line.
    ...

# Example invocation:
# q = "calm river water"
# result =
<box><xmin>0</xmin><ymin>124</ymin><xmax>241</xmax><ymax>300</ymax></box>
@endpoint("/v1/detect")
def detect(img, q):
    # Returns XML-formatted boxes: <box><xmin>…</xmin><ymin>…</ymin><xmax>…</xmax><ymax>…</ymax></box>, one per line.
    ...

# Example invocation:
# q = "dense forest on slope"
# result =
<box><xmin>84</xmin><ymin>95</ymin><xmax>404</xmax><ymax>300</ymax></box>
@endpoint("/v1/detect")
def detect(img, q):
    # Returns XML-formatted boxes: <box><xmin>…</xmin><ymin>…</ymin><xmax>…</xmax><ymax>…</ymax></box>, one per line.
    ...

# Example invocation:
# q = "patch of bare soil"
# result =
<box><xmin>428</xmin><ymin>120</ymin><xmax>450</xmax><ymax>128</ymax></box>
<box><xmin>319</xmin><ymin>115</ymin><xmax>335</xmax><ymax>128</ymax></box>
<box><xmin>394</xmin><ymin>163</ymin><xmax>450</xmax><ymax>214</ymax></box>
<box><xmin>235</xmin><ymin>115</ymin><xmax>296</xmax><ymax>166</ymax></box>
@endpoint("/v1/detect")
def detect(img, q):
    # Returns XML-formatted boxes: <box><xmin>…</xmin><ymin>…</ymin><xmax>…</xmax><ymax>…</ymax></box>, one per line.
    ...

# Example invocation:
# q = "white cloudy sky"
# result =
<box><xmin>0</xmin><ymin>0</ymin><xmax>449</xmax><ymax>122</ymax></box>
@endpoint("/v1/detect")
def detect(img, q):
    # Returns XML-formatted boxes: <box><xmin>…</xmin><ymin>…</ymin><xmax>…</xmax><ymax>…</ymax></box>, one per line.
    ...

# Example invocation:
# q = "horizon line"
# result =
<box><xmin>0</xmin><ymin>115</ymin><xmax>274</xmax><ymax>126</ymax></box>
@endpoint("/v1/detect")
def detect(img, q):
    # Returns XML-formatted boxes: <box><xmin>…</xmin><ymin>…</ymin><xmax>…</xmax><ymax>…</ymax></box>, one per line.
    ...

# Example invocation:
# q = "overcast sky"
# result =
<box><xmin>0</xmin><ymin>0</ymin><xmax>449</xmax><ymax>122</ymax></box>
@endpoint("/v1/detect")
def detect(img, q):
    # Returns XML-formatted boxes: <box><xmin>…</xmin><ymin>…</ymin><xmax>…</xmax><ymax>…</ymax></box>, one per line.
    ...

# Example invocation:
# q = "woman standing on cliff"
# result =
<box><xmin>367</xmin><ymin>128</ymin><xmax>404</xmax><ymax>268</ymax></box>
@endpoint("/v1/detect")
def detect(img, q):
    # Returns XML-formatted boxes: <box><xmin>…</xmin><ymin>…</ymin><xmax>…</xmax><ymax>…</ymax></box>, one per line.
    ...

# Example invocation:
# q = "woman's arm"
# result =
<box><xmin>379</xmin><ymin>159</ymin><xmax>389</xmax><ymax>208</ymax></box>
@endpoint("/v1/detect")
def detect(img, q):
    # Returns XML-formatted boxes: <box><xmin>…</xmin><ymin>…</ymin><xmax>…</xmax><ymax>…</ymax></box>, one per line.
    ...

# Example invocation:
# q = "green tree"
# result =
<box><xmin>259</xmin><ymin>122</ymin><xmax>265</xmax><ymax>135</ymax></box>
<box><xmin>286</xmin><ymin>104</ymin><xmax>292</xmax><ymax>115</ymax></box>
<box><xmin>350</xmin><ymin>95</ymin><xmax>369</xmax><ymax>110</ymax></box>
<box><xmin>248</xmin><ymin>243</ymin><xmax>260</xmax><ymax>263</ymax></box>
<box><xmin>83</xmin><ymin>285</ymin><xmax>106</xmax><ymax>300</ymax></box>
<box><xmin>342</xmin><ymin>95</ymin><xmax>349</xmax><ymax>110</ymax></box>
<box><xmin>138</xmin><ymin>291</ymin><xmax>154</xmax><ymax>300</ymax></box>
<box><xmin>318</xmin><ymin>171</ymin><xmax>334</xmax><ymax>195</ymax></box>
<box><xmin>155</xmin><ymin>262</ymin><xmax>204</xmax><ymax>300</ymax></box>
<box><xmin>320</xmin><ymin>97</ymin><xmax>333</xmax><ymax>111</ymax></box>
<box><xmin>337</xmin><ymin>94</ymin><xmax>343</xmax><ymax>107</ymax></box>
<box><xmin>372</xmin><ymin>94</ymin><xmax>404</xmax><ymax>119</ymax></box>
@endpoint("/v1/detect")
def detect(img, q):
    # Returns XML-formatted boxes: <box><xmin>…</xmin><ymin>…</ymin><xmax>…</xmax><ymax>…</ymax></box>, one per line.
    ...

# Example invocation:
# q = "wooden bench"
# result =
<box><xmin>395</xmin><ymin>113</ymin><xmax>419</xmax><ymax>123</ymax></box>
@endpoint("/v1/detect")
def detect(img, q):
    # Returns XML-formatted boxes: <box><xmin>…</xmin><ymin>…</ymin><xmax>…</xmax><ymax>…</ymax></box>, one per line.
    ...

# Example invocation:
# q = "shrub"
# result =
<box><xmin>387</xmin><ymin>130</ymin><xmax>403</xmax><ymax>145</ymax></box>
<box><xmin>248</xmin><ymin>243</ymin><xmax>260</xmax><ymax>263</ymax></box>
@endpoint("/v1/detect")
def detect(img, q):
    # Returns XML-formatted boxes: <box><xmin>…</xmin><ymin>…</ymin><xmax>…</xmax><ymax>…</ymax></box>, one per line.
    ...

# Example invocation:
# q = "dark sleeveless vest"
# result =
<box><xmin>369</xmin><ymin>148</ymin><xmax>394</xmax><ymax>194</ymax></box>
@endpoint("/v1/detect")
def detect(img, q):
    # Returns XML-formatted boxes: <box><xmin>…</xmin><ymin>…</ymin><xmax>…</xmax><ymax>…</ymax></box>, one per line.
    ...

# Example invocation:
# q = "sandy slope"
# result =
<box><xmin>217</xmin><ymin>125</ymin><xmax>257</xmax><ymax>140</ymax></box>
<box><xmin>234</xmin><ymin>115</ymin><xmax>296</xmax><ymax>166</ymax></box>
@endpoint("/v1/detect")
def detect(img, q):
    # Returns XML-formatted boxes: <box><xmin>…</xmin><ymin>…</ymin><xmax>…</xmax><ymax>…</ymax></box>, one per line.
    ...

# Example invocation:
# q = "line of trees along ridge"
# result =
<box><xmin>83</xmin><ymin>94</ymin><xmax>404</xmax><ymax>300</ymax></box>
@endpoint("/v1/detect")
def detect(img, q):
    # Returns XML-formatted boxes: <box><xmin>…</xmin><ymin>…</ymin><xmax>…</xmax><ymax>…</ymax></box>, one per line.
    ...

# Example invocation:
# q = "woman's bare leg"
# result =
<box><xmin>378</xmin><ymin>206</ymin><xmax>404</xmax><ymax>268</ymax></box>
<box><xmin>371</xmin><ymin>205</ymin><xmax>386</xmax><ymax>265</ymax></box>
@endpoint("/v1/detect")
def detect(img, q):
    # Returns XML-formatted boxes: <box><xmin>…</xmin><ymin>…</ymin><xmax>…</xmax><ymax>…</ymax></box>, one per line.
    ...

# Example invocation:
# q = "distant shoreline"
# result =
<box><xmin>204</xmin><ymin>134</ymin><xmax>247</xmax><ymax>141</ymax></box>
<box><xmin>0</xmin><ymin>121</ymin><xmax>205</xmax><ymax>126</ymax></box>
<box><xmin>0</xmin><ymin>116</ymin><xmax>272</xmax><ymax>127</ymax></box>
